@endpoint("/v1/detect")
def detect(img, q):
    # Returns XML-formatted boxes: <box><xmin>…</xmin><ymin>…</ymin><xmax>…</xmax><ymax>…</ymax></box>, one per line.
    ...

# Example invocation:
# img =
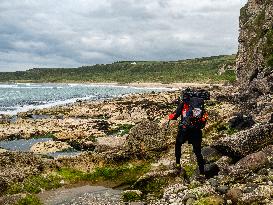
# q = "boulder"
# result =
<box><xmin>215</xmin><ymin>156</ymin><xmax>233</xmax><ymax>175</ymax></box>
<box><xmin>201</xmin><ymin>146</ymin><xmax>222</xmax><ymax>163</ymax></box>
<box><xmin>228</xmin><ymin>150</ymin><xmax>269</xmax><ymax>177</ymax></box>
<box><xmin>30</xmin><ymin>141</ymin><xmax>72</xmax><ymax>154</ymax></box>
<box><xmin>236</xmin><ymin>0</ymin><xmax>273</xmax><ymax>94</ymax></box>
<box><xmin>204</xmin><ymin>163</ymin><xmax>220</xmax><ymax>179</ymax></box>
<box><xmin>94</xmin><ymin>136</ymin><xmax>126</xmax><ymax>152</ymax></box>
<box><xmin>0</xmin><ymin>152</ymin><xmax>48</xmax><ymax>186</ymax></box>
<box><xmin>212</xmin><ymin>123</ymin><xmax>273</xmax><ymax>159</ymax></box>
<box><xmin>126</xmin><ymin>120</ymin><xmax>168</xmax><ymax>158</ymax></box>
<box><xmin>228</xmin><ymin>113</ymin><xmax>255</xmax><ymax>130</ymax></box>
<box><xmin>238</xmin><ymin>185</ymin><xmax>273</xmax><ymax>204</ymax></box>
<box><xmin>226</xmin><ymin>188</ymin><xmax>243</xmax><ymax>203</ymax></box>
<box><xmin>224</xmin><ymin>145</ymin><xmax>273</xmax><ymax>178</ymax></box>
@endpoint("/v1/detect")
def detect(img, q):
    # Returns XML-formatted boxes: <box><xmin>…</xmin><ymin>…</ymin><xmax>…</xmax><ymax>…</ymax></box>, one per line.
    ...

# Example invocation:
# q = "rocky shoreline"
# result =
<box><xmin>0</xmin><ymin>82</ymin><xmax>272</xmax><ymax>204</ymax></box>
<box><xmin>1</xmin><ymin>0</ymin><xmax>273</xmax><ymax>202</ymax></box>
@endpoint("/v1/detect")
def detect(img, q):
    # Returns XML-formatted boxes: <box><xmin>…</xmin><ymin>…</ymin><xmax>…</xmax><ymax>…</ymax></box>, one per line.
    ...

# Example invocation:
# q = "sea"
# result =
<box><xmin>0</xmin><ymin>83</ymin><xmax>172</xmax><ymax>115</ymax></box>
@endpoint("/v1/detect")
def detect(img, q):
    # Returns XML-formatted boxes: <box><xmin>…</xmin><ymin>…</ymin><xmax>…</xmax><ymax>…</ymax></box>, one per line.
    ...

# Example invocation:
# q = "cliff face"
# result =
<box><xmin>236</xmin><ymin>0</ymin><xmax>273</xmax><ymax>94</ymax></box>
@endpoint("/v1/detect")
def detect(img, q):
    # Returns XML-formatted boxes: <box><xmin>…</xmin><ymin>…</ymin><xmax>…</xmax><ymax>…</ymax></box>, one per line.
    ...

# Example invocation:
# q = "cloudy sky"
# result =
<box><xmin>0</xmin><ymin>0</ymin><xmax>247</xmax><ymax>72</ymax></box>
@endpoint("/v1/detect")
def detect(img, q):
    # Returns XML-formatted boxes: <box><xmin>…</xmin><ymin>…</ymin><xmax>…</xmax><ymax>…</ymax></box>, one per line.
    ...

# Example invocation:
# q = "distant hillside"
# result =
<box><xmin>0</xmin><ymin>55</ymin><xmax>236</xmax><ymax>83</ymax></box>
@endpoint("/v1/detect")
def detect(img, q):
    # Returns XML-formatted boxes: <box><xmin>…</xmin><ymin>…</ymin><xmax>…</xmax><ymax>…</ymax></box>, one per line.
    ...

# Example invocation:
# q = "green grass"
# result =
<box><xmin>6</xmin><ymin>175</ymin><xmax>62</xmax><ymax>195</ymax></box>
<box><xmin>16</xmin><ymin>194</ymin><xmax>42</xmax><ymax>205</ymax></box>
<box><xmin>193</xmin><ymin>196</ymin><xmax>224</xmax><ymax>205</ymax></box>
<box><xmin>58</xmin><ymin>162</ymin><xmax>151</xmax><ymax>185</ymax></box>
<box><xmin>6</xmin><ymin>162</ymin><xmax>151</xmax><ymax>196</ymax></box>
<box><xmin>133</xmin><ymin>177</ymin><xmax>168</xmax><ymax>198</ymax></box>
<box><xmin>184</xmin><ymin>163</ymin><xmax>198</xmax><ymax>178</ymax></box>
<box><xmin>107</xmin><ymin>124</ymin><xmax>135</xmax><ymax>136</ymax></box>
<box><xmin>203</xmin><ymin>121</ymin><xmax>237</xmax><ymax>139</ymax></box>
<box><xmin>122</xmin><ymin>191</ymin><xmax>142</xmax><ymax>202</ymax></box>
<box><xmin>0</xmin><ymin>55</ymin><xmax>236</xmax><ymax>83</ymax></box>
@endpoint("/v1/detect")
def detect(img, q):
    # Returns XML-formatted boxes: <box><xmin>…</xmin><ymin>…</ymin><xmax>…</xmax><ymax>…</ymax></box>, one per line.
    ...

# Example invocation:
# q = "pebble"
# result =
<box><xmin>227</xmin><ymin>200</ymin><xmax>233</xmax><ymax>204</ymax></box>
<box><xmin>186</xmin><ymin>198</ymin><xmax>196</xmax><ymax>205</ymax></box>
<box><xmin>216</xmin><ymin>185</ymin><xmax>229</xmax><ymax>194</ymax></box>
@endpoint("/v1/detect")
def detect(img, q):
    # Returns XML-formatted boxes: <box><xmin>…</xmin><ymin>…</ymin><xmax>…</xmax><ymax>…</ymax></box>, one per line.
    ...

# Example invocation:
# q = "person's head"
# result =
<box><xmin>181</xmin><ymin>88</ymin><xmax>191</xmax><ymax>103</ymax></box>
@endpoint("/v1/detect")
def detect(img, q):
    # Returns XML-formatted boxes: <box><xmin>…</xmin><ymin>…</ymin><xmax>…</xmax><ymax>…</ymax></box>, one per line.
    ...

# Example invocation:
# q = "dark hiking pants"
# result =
<box><xmin>175</xmin><ymin>127</ymin><xmax>205</xmax><ymax>174</ymax></box>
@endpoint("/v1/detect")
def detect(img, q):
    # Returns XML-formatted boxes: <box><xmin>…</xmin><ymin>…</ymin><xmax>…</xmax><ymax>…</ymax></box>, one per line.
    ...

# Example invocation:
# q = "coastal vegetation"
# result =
<box><xmin>16</xmin><ymin>194</ymin><xmax>42</xmax><ymax>205</ymax></box>
<box><xmin>5</xmin><ymin>161</ymin><xmax>151</xmax><ymax>196</ymax></box>
<box><xmin>0</xmin><ymin>55</ymin><xmax>236</xmax><ymax>83</ymax></box>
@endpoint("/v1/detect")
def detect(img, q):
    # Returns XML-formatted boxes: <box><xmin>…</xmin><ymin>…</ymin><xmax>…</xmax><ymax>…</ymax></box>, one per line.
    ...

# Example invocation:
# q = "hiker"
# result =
<box><xmin>168</xmin><ymin>88</ymin><xmax>209</xmax><ymax>176</ymax></box>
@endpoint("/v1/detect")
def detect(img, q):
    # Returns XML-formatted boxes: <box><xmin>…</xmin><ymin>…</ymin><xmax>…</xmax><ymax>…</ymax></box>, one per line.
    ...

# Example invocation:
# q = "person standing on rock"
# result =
<box><xmin>168</xmin><ymin>88</ymin><xmax>209</xmax><ymax>176</ymax></box>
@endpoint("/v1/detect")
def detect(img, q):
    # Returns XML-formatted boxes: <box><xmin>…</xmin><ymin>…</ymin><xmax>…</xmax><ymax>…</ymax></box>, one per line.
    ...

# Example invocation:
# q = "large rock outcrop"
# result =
<box><xmin>212</xmin><ymin>123</ymin><xmax>273</xmax><ymax>159</ymax></box>
<box><xmin>236</xmin><ymin>0</ymin><xmax>273</xmax><ymax>94</ymax></box>
<box><xmin>0</xmin><ymin>152</ymin><xmax>49</xmax><ymax>195</ymax></box>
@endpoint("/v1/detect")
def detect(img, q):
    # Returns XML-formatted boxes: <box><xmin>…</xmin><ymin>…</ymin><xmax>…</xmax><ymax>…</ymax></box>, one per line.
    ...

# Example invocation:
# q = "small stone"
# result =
<box><xmin>216</xmin><ymin>185</ymin><xmax>229</xmax><ymax>194</ymax></box>
<box><xmin>227</xmin><ymin>199</ymin><xmax>232</xmax><ymax>204</ymax></box>
<box><xmin>186</xmin><ymin>198</ymin><xmax>196</xmax><ymax>205</ymax></box>
<box><xmin>184</xmin><ymin>193</ymin><xmax>196</xmax><ymax>201</ymax></box>
<box><xmin>204</xmin><ymin>163</ymin><xmax>220</xmax><ymax>178</ymax></box>
<box><xmin>226</xmin><ymin>188</ymin><xmax>242</xmax><ymax>203</ymax></box>
<box><xmin>258</xmin><ymin>168</ymin><xmax>268</xmax><ymax>175</ymax></box>
<box><xmin>244</xmin><ymin>186</ymin><xmax>257</xmax><ymax>193</ymax></box>
<box><xmin>208</xmin><ymin>178</ymin><xmax>219</xmax><ymax>187</ymax></box>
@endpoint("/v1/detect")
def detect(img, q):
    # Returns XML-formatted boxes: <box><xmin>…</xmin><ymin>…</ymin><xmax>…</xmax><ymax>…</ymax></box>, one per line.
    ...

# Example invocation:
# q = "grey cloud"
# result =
<box><xmin>0</xmin><ymin>0</ymin><xmax>247</xmax><ymax>71</ymax></box>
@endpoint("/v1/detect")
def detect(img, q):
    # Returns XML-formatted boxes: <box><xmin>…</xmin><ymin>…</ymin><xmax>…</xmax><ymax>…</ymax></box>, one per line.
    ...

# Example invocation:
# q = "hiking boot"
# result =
<box><xmin>192</xmin><ymin>169</ymin><xmax>206</xmax><ymax>182</ymax></box>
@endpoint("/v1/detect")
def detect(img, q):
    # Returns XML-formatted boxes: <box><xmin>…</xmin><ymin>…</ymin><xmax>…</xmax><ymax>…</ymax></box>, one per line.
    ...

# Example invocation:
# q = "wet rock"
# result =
<box><xmin>0</xmin><ymin>115</ymin><xmax>10</xmax><ymax>124</ymax></box>
<box><xmin>226</xmin><ymin>188</ymin><xmax>242</xmax><ymax>203</ymax></box>
<box><xmin>212</xmin><ymin>123</ymin><xmax>273</xmax><ymax>159</ymax></box>
<box><xmin>122</xmin><ymin>190</ymin><xmax>143</xmax><ymax>202</ymax></box>
<box><xmin>204</xmin><ymin>163</ymin><xmax>220</xmax><ymax>179</ymax></box>
<box><xmin>244</xmin><ymin>183</ymin><xmax>258</xmax><ymax>193</ymax></box>
<box><xmin>126</xmin><ymin>120</ymin><xmax>168</xmax><ymax>158</ymax></box>
<box><xmin>0</xmin><ymin>152</ymin><xmax>48</xmax><ymax>186</ymax></box>
<box><xmin>216</xmin><ymin>185</ymin><xmax>229</xmax><ymax>194</ymax></box>
<box><xmin>208</xmin><ymin>178</ymin><xmax>219</xmax><ymax>187</ymax></box>
<box><xmin>94</xmin><ymin>136</ymin><xmax>126</xmax><ymax>153</ymax></box>
<box><xmin>201</xmin><ymin>146</ymin><xmax>222</xmax><ymax>163</ymax></box>
<box><xmin>0</xmin><ymin>177</ymin><xmax>8</xmax><ymax>195</ymax></box>
<box><xmin>30</xmin><ymin>141</ymin><xmax>72</xmax><ymax>154</ymax></box>
<box><xmin>185</xmin><ymin>198</ymin><xmax>196</xmax><ymax>205</ymax></box>
<box><xmin>183</xmin><ymin>193</ymin><xmax>197</xmax><ymax>201</ymax></box>
<box><xmin>257</xmin><ymin>168</ymin><xmax>269</xmax><ymax>175</ymax></box>
<box><xmin>228</xmin><ymin>113</ymin><xmax>255</xmax><ymax>130</ymax></box>
<box><xmin>68</xmin><ymin>139</ymin><xmax>95</xmax><ymax>151</ymax></box>
<box><xmin>239</xmin><ymin>185</ymin><xmax>273</xmax><ymax>204</ymax></box>
<box><xmin>228</xmin><ymin>150</ymin><xmax>269</xmax><ymax>177</ymax></box>
<box><xmin>93</xmin><ymin>120</ymin><xmax>110</xmax><ymax>131</ymax></box>
<box><xmin>133</xmin><ymin>169</ymin><xmax>176</xmax><ymax>192</ymax></box>
<box><xmin>215</xmin><ymin>156</ymin><xmax>233</xmax><ymax>175</ymax></box>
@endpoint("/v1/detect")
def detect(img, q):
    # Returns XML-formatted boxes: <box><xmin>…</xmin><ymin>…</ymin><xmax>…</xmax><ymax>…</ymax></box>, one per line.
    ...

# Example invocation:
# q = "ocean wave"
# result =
<box><xmin>0</xmin><ymin>95</ymin><xmax>97</xmax><ymax>115</ymax></box>
<box><xmin>0</xmin><ymin>83</ymin><xmax>174</xmax><ymax>116</ymax></box>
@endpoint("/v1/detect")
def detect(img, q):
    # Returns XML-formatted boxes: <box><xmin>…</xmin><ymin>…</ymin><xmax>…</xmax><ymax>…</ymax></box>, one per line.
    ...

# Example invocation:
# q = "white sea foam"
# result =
<box><xmin>0</xmin><ymin>83</ymin><xmax>174</xmax><ymax>116</ymax></box>
<box><xmin>0</xmin><ymin>95</ymin><xmax>97</xmax><ymax>115</ymax></box>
